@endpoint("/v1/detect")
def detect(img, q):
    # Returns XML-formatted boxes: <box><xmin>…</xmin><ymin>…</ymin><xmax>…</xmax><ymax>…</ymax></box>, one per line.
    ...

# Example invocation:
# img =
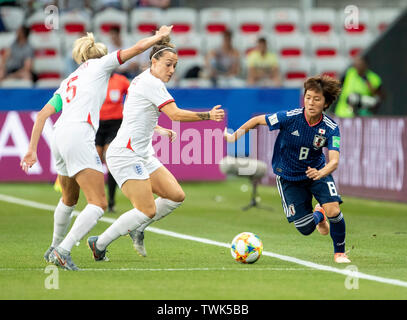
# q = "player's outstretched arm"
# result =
<box><xmin>20</xmin><ymin>104</ymin><xmax>56</xmax><ymax>173</ymax></box>
<box><xmin>224</xmin><ymin>115</ymin><xmax>267</xmax><ymax>143</ymax></box>
<box><xmin>120</xmin><ymin>25</ymin><xmax>173</xmax><ymax>63</ymax></box>
<box><xmin>161</xmin><ymin>102</ymin><xmax>224</xmax><ymax>122</ymax></box>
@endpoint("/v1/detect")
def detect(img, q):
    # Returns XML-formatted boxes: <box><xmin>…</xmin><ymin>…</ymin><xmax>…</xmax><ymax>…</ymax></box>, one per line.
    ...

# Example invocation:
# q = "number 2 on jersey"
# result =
<box><xmin>66</xmin><ymin>76</ymin><xmax>78</xmax><ymax>103</ymax></box>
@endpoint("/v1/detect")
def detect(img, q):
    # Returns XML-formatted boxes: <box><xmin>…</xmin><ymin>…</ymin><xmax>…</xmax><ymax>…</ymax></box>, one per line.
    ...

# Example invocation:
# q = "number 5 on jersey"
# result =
<box><xmin>66</xmin><ymin>76</ymin><xmax>78</xmax><ymax>103</ymax></box>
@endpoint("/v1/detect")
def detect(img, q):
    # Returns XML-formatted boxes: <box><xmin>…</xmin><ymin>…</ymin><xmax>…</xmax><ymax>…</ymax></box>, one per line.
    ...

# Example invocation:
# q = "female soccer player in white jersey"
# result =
<box><xmin>224</xmin><ymin>75</ymin><xmax>350</xmax><ymax>264</ymax></box>
<box><xmin>20</xmin><ymin>26</ymin><xmax>173</xmax><ymax>270</ymax></box>
<box><xmin>87</xmin><ymin>37</ymin><xmax>225</xmax><ymax>260</ymax></box>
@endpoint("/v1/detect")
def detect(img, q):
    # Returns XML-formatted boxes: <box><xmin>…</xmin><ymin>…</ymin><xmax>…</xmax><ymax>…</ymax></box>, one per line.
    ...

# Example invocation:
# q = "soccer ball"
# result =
<box><xmin>230</xmin><ymin>232</ymin><xmax>263</xmax><ymax>264</ymax></box>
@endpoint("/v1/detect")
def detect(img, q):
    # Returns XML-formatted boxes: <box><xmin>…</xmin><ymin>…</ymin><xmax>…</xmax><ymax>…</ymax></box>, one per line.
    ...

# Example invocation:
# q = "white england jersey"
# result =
<box><xmin>111</xmin><ymin>68</ymin><xmax>174</xmax><ymax>158</ymax></box>
<box><xmin>54</xmin><ymin>50</ymin><xmax>123</xmax><ymax>132</ymax></box>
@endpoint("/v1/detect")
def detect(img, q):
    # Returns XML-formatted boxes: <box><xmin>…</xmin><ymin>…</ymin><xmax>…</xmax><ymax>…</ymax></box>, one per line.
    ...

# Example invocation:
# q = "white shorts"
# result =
<box><xmin>51</xmin><ymin>122</ymin><xmax>103</xmax><ymax>177</ymax></box>
<box><xmin>106</xmin><ymin>146</ymin><xmax>163</xmax><ymax>188</ymax></box>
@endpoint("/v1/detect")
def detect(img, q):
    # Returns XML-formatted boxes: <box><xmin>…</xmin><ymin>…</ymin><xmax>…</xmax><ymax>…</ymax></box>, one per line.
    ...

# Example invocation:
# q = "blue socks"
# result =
<box><xmin>313</xmin><ymin>210</ymin><xmax>325</xmax><ymax>225</ymax></box>
<box><xmin>328</xmin><ymin>212</ymin><xmax>346</xmax><ymax>253</ymax></box>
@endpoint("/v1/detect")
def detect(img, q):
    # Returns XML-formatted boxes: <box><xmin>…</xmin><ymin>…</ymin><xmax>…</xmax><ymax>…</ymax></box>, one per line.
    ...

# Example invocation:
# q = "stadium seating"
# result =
<box><xmin>35</xmin><ymin>78</ymin><xmax>61</xmax><ymax>88</ymax></box>
<box><xmin>304</xmin><ymin>8</ymin><xmax>337</xmax><ymax>35</ymax></box>
<box><xmin>179</xmin><ymin>78</ymin><xmax>212</xmax><ymax>88</ymax></box>
<box><xmin>164</xmin><ymin>8</ymin><xmax>198</xmax><ymax>34</ymax></box>
<box><xmin>273</xmin><ymin>34</ymin><xmax>307</xmax><ymax>59</ymax></box>
<box><xmin>33</xmin><ymin>57</ymin><xmax>65</xmax><ymax>80</ymax></box>
<box><xmin>93</xmin><ymin>8</ymin><xmax>128</xmax><ymax>34</ymax></box>
<box><xmin>269</xmin><ymin>8</ymin><xmax>302</xmax><ymax>35</ymax></box>
<box><xmin>0</xmin><ymin>78</ymin><xmax>33</xmax><ymax>88</ymax></box>
<box><xmin>312</xmin><ymin>57</ymin><xmax>349</xmax><ymax>79</ymax></box>
<box><xmin>0</xmin><ymin>6</ymin><xmax>25</xmax><ymax>31</ymax></box>
<box><xmin>279</xmin><ymin>58</ymin><xmax>312</xmax><ymax>87</ymax></box>
<box><xmin>371</xmin><ymin>8</ymin><xmax>400</xmax><ymax>33</ymax></box>
<box><xmin>234</xmin><ymin>8</ymin><xmax>267</xmax><ymax>35</ymax></box>
<box><xmin>0</xmin><ymin>5</ymin><xmax>401</xmax><ymax>89</ymax></box>
<box><xmin>199</xmin><ymin>7</ymin><xmax>234</xmax><ymax>34</ymax></box>
<box><xmin>342</xmin><ymin>33</ymin><xmax>374</xmax><ymax>58</ymax></box>
<box><xmin>309</xmin><ymin>34</ymin><xmax>341</xmax><ymax>58</ymax></box>
<box><xmin>0</xmin><ymin>32</ymin><xmax>15</xmax><ymax>55</ymax></box>
<box><xmin>29</xmin><ymin>32</ymin><xmax>62</xmax><ymax>59</ymax></box>
<box><xmin>130</xmin><ymin>7</ymin><xmax>163</xmax><ymax>36</ymax></box>
<box><xmin>26</xmin><ymin>10</ymin><xmax>53</xmax><ymax>33</ymax></box>
<box><xmin>339</xmin><ymin>8</ymin><xmax>371</xmax><ymax>35</ymax></box>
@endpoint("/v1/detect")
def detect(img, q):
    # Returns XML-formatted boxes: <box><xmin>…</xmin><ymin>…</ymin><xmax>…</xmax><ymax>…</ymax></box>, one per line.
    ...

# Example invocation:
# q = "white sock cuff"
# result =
<box><xmin>58</xmin><ymin>198</ymin><xmax>76</xmax><ymax>211</ymax></box>
<box><xmin>85</xmin><ymin>204</ymin><xmax>104</xmax><ymax>219</ymax></box>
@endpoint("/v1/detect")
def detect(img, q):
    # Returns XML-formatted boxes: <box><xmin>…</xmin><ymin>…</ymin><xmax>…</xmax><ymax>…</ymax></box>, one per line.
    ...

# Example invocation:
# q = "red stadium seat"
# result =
<box><xmin>93</xmin><ymin>8</ymin><xmax>128</xmax><ymax>35</ymax></box>
<box><xmin>304</xmin><ymin>8</ymin><xmax>337</xmax><ymax>35</ymax></box>
<box><xmin>342</xmin><ymin>33</ymin><xmax>373</xmax><ymax>58</ymax></box>
<box><xmin>312</xmin><ymin>57</ymin><xmax>348</xmax><ymax>79</ymax></box>
<box><xmin>235</xmin><ymin>8</ymin><xmax>266</xmax><ymax>35</ymax></box>
<box><xmin>164</xmin><ymin>8</ymin><xmax>198</xmax><ymax>34</ymax></box>
<box><xmin>371</xmin><ymin>8</ymin><xmax>400</xmax><ymax>33</ymax></box>
<box><xmin>130</xmin><ymin>8</ymin><xmax>163</xmax><ymax>35</ymax></box>
<box><xmin>309</xmin><ymin>34</ymin><xmax>341</xmax><ymax>58</ymax></box>
<box><xmin>274</xmin><ymin>34</ymin><xmax>307</xmax><ymax>59</ymax></box>
<box><xmin>200</xmin><ymin>8</ymin><xmax>234</xmax><ymax>35</ymax></box>
<box><xmin>269</xmin><ymin>8</ymin><xmax>302</xmax><ymax>35</ymax></box>
<box><xmin>279</xmin><ymin>58</ymin><xmax>312</xmax><ymax>87</ymax></box>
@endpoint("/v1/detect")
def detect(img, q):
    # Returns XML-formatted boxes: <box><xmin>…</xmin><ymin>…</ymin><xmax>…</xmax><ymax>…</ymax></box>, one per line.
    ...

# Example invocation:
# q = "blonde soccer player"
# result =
<box><xmin>87</xmin><ymin>37</ymin><xmax>225</xmax><ymax>260</ymax></box>
<box><xmin>20</xmin><ymin>26</ymin><xmax>173</xmax><ymax>271</ymax></box>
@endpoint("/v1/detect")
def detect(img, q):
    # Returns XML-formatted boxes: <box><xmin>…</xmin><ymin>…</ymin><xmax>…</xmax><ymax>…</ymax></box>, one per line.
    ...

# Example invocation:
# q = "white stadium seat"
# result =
<box><xmin>93</xmin><ymin>8</ymin><xmax>128</xmax><ymax>35</ymax></box>
<box><xmin>29</xmin><ymin>32</ymin><xmax>62</xmax><ymax>59</ymax></box>
<box><xmin>342</xmin><ymin>33</ymin><xmax>374</xmax><ymax>58</ymax></box>
<box><xmin>269</xmin><ymin>8</ymin><xmax>302</xmax><ymax>35</ymax></box>
<box><xmin>171</xmin><ymin>33</ymin><xmax>203</xmax><ymax>58</ymax></box>
<box><xmin>273</xmin><ymin>33</ymin><xmax>307</xmax><ymax>59</ymax></box>
<box><xmin>164</xmin><ymin>8</ymin><xmax>198</xmax><ymax>34</ymax></box>
<box><xmin>371</xmin><ymin>8</ymin><xmax>400</xmax><ymax>34</ymax></box>
<box><xmin>178</xmin><ymin>78</ymin><xmax>213</xmax><ymax>88</ymax></box>
<box><xmin>35</xmin><ymin>79</ymin><xmax>61</xmax><ymax>88</ymax></box>
<box><xmin>279</xmin><ymin>58</ymin><xmax>312</xmax><ymax>88</ymax></box>
<box><xmin>234</xmin><ymin>8</ymin><xmax>266</xmax><ymax>35</ymax></box>
<box><xmin>33</xmin><ymin>56</ymin><xmax>65</xmax><ymax>80</ymax></box>
<box><xmin>312</xmin><ymin>57</ymin><xmax>349</xmax><ymax>79</ymax></box>
<box><xmin>0</xmin><ymin>79</ymin><xmax>33</xmax><ymax>88</ymax></box>
<box><xmin>26</xmin><ymin>10</ymin><xmax>53</xmax><ymax>34</ymax></box>
<box><xmin>60</xmin><ymin>11</ymin><xmax>90</xmax><ymax>35</ymax></box>
<box><xmin>0</xmin><ymin>6</ymin><xmax>25</xmax><ymax>31</ymax></box>
<box><xmin>339</xmin><ymin>8</ymin><xmax>371</xmax><ymax>35</ymax></box>
<box><xmin>309</xmin><ymin>34</ymin><xmax>341</xmax><ymax>58</ymax></box>
<box><xmin>199</xmin><ymin>8</ymin><xmax>234</xmax><ymax>34</ymax></box>
<box><xmin>304</xmin><ymin>8</ymin><xmax>337</xmax><ymax>35</ymax></box>
<box><xmin>0</xmin><ymin>32</ymin><xmax>15</xmax><ymax>54</ymax></box>
<box><xmin>233</xmin><ymin>33</ymin><xmax>259</xmax><ymax>57</ymax></box>
<box><xmin>130</xmin><ymin>7</ymin><xmax>163</xmax><ymax>36</ymax></box>
<box><xmin>175</xmin><ymin>55</ymin><xmax>205</xmax><ymax>79</ymax></box>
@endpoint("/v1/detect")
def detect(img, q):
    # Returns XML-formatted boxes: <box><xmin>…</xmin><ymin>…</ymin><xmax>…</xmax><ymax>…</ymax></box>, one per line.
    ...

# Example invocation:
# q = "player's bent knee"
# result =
<box><xmin>172</xmin><ymin>190</ymin><xmax>186</xmax><ymax>203</ymax></box>
<box><xmin>295</xmin><ymin>221</ymin><xmax>316</xmax><ymax>236</ymax></box>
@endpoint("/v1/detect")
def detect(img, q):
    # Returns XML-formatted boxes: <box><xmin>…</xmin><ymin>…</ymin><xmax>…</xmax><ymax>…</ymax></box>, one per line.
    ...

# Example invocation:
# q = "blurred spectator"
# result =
<box><xmin>246</xmin><ymin>37</ymin><xmax>282</xmax><ymax>87</ymax></box>
<box><xmin>96</xmin><ymin>0</ymin><xmax>122</xmax><ymax>10</ymax></box>
<box><xmin>0</xmin><ymin>26</ymin><xmax>34</xmax><ymax>82</ymax></box>
<box><xmin>130</xmin><ymin>0</ymin><xmax>171</xmax><ymax>9</ymax></box>
<box><xmin>335</xmin><ymin>56</ymin><xmax>384</xmax><ymax>117</ymax></box>
<box><xmin>106</xmin><ymin>26</ymin><xmax>147</xmax><ymax>78</ymax></box>
<box><xmin>205</xmin><ymin>30</ymin><xmax>240</xmax><ymax>87</ymax></box>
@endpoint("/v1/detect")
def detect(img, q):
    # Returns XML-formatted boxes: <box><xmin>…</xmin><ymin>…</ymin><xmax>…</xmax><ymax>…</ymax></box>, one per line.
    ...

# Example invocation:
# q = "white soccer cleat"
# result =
<box><xmin>334</xmin><ymin>253</ymin><xmax>351</xmax><ymax>263</ymax></box>
<box><xmin>129</xmin><ymin>230</ymin><xmax>147</xmax><ymax>257</ymax></box>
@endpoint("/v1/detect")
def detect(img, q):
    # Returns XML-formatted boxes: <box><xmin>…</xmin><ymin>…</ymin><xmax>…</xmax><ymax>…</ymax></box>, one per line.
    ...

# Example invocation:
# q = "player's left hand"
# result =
<box><xmin>306</xmin><ymin>166</ymin><xmax>324</xmax><ymax>180</ymax></box>
<box><xmin>156</xmin><ymin>127</ymin><xmax>177</xmax><ymax>142</ymax></box>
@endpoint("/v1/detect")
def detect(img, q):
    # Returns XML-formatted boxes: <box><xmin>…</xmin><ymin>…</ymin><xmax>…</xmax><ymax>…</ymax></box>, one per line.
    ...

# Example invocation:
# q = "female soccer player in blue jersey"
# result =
<box><xmin>225</xmin><ymin>75</ymin><xmax>350</xmax><ymax>263</ymax></box>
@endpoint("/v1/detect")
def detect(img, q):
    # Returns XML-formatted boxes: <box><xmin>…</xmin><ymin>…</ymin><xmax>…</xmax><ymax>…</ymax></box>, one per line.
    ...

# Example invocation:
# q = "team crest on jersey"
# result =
<box><xmin>313</xmin><ymin>135</ymin><xmax>326</xmax><ymax>149</ymax></box>
<box><xmin>288</xmin><ymin>204</ymin><xmax>296</xmax><ymax>216</ymax></box>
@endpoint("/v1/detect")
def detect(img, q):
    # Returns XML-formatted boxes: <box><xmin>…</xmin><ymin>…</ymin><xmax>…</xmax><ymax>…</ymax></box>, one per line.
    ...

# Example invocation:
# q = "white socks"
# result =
<box><xmin>136</xmin><ymin>197</ymin><xmax>183</xmax><ymax>232</ymax></box>
<box><xmin>59</xmin><ymin>204</ymin><xmax>104</xmax><ymax>252</ymax></box>
<box><xmin>51</xmin><ymin>199</ymin><xmax>76</xmax><ymax>248</ymax></box>
<box><xmin>96</xmin><ymin>207</ymin><xmax>151</xmax><ymax>251</ymax></box>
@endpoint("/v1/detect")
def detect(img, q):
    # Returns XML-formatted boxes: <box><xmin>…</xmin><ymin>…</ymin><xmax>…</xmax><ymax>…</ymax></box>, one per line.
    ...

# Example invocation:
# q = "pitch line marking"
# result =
<box><xmin>1</xmin><ymin>193</ymin><xmax>407</xmax><ymax>289</ymax></box>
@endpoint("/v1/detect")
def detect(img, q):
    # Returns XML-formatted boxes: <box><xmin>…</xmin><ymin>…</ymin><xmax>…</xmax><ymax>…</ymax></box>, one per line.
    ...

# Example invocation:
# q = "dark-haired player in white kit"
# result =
<box><xmin>225</xmin><ymin>75</ymin><xmax>350</xmax><ymax>263</ymax></box>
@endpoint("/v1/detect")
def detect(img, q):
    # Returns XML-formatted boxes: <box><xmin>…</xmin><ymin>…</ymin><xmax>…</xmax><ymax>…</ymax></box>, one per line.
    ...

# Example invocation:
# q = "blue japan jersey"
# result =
<box><xmin>265</xmin><ymin>108</ymin><xmax>341</xmax><ymax>181</ymax></box>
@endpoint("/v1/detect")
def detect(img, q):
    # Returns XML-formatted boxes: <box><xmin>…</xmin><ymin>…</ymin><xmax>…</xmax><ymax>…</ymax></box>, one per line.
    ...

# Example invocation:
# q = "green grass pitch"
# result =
<box><xmin>0</xmin><ymin>179</ymin><xmax>406</xmax><ymax>300</ymax></box>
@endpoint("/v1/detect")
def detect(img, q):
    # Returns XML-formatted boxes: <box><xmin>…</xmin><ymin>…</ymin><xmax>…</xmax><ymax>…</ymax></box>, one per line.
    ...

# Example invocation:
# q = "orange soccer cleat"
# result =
<box><xmin>334</xmin><ymin>252</ymin><xmax>351</xmax><ymax>263</ymax></box>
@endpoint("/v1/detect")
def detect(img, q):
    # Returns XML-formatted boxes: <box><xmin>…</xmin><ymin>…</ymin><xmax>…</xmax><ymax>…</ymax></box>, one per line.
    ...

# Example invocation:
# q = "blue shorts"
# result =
<box><xmin>275</xmin><ymin>175</ymin><xmax>342</xmax><ymax>223</ymax></box>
